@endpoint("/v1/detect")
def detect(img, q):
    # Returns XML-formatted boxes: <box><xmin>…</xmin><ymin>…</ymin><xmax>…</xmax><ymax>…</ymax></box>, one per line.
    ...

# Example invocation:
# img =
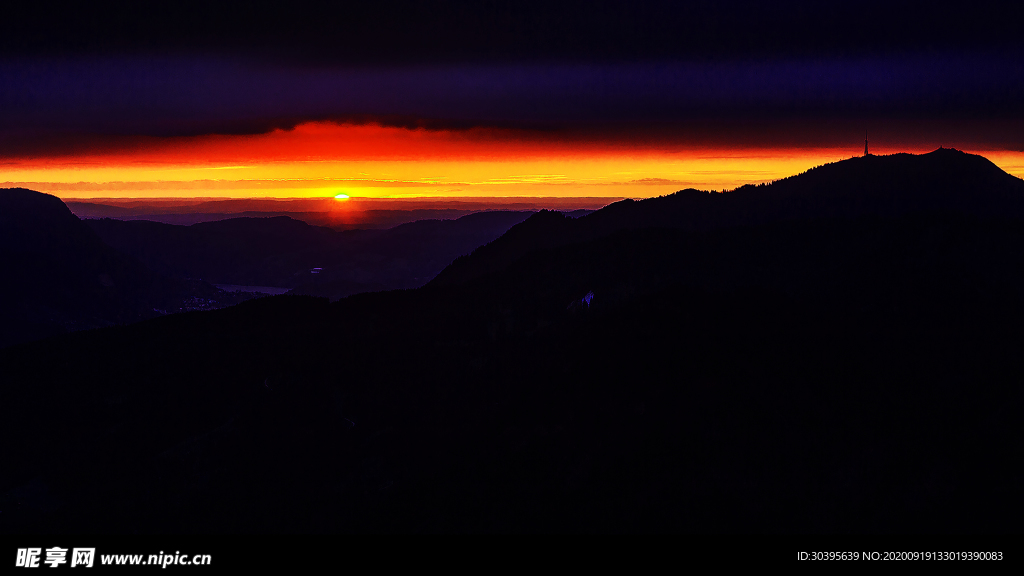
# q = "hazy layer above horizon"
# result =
<box><xmin>61</xmin><ymin>196</ymin><xmax>610</xmax><ymax>229</ymax></box>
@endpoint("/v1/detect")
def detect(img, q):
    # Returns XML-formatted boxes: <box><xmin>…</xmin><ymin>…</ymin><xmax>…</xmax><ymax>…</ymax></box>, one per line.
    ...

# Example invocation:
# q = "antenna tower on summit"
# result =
<box><xmin>864</xmin><ymin>132</ymin><xmax>869</xmax><ymax>156</ymax></box>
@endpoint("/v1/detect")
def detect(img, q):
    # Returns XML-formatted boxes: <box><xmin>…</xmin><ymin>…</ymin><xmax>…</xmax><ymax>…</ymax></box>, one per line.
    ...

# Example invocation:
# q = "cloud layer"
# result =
<box><xmin>2</xmin><ymin>52</ymin><xmax>1024</xmax><ymax>155</ymax></box>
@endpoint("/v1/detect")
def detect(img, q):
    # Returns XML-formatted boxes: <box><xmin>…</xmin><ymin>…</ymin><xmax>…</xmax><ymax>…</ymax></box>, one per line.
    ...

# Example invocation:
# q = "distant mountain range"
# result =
<box><xmin>0</xmin><ymin>191</ymin><xmax>548</xmax><ymax>347</ymax></box>
<box><xmin>86</xmin><ymin>211</ymin><xmax>538</xmax><ymax>299</ymax></box>
<box><xmin>64</xmin><ymin>196</ymin><xmax>604</xmax><ymax>228</ymax></box>
<box><xmin>2</xmin><ymin>149</ymin><xmax>1023</xmax><ymax>534</ymax></box>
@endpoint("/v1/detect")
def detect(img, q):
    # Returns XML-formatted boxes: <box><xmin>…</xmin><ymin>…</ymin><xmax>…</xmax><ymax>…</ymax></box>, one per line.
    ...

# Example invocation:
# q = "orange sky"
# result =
<box><xmin>3</xmin><ymin>122</ymin><xmax>1023</xmax><ymax>200</ymax></box>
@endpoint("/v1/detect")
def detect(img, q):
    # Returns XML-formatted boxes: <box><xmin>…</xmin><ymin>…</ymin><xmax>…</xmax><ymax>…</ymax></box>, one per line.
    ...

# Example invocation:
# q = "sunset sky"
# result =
<box><xmin>2</xmin><ymin>1</ymin><xmax>1023</xmax><ymax>202</ymax></box>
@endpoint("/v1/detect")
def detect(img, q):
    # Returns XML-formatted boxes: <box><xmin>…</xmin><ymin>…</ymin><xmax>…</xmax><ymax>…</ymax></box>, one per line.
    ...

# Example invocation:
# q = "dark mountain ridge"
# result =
<box><xmin>87</xmin><ymin>210</ymin><xmax>536</xmax><ymax>299</ymax></box>
<box><xmin>0</xmin><ymin>188</ymin><xmax>230</xmax><ymax>348</ymax></box>
<box><xmin>3</xmin><ymin>150</ymin><xmax>1024</xmax><ymax>534</ymax></box>
<box><xmin>85</xmin><ymin>216</ymin><xmax>337</xmax><ymax>287</ymax></box>
<box><xmin>432</xmin><ymin>148</ymin><xmax>1024</xmax><ymax>287</ymax></box>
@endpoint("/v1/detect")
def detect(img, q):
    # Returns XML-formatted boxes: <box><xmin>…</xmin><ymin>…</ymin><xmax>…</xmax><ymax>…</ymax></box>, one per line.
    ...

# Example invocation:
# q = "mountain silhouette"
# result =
<box><xmin>3</xmin><ymin>150</ymin><xmax>1024</xmax><ymax>534</ymax></box>
<box><xmin>86</xmin><ymin>216</ymin><xmax>338</xmax><ymax>287</ymax></box>
<box><xmin>433</xmin><ymin>148</ymin><xmax>1024</xmax><ymax>287</ymax></box>
<box><xmin>0</xmin><ymin>188</ymin><xmax>234</xmax><ymax>348</ymax></box>
<box><xmin>87</xmin><ymin>211</ymin><xmax>536</xmax><ymax>299</ymax></box>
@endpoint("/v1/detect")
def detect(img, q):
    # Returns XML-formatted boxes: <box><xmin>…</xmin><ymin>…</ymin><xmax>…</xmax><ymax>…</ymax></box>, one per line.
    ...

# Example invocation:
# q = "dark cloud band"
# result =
<box><xmin>2</xmin><ymin>52</ymin><xmax>1023</xmax><ymax>152</ymax></box>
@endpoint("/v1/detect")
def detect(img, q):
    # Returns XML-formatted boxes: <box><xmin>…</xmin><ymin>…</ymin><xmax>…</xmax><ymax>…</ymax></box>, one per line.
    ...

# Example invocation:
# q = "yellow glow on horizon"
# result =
<box><xmin>2</xmin><ymin>122</ymin><xmax>1022</xmax><ymax>200</ymax></box>
<box><xmin>2</xmin><ymin>153</ymin><xmax>865</xmax><ymax>199</ymax></box>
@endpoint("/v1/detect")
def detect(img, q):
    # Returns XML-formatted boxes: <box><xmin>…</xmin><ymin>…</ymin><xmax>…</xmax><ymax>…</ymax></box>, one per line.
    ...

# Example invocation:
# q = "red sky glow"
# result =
<box><xmin>4</xmin><ymin>122</ymin><xmax>1022</xmax><ymax>202</ymax></box>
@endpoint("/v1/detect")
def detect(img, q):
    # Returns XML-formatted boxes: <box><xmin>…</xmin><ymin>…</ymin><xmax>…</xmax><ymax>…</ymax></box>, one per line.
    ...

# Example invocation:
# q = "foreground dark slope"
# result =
<box><xmin>87</xmin><ymin>210</ymin><xmax>534</xmax><ymax>299</ymax></box>
<box><xmin>2</xmin><ymin>151</ymin><xmax>1024</xmax><ymax>533</ymax></box>
<box><xmin>0</xmin><ymin>189</ymin><xmax>228</xmax><ymax>348</ymax></box>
